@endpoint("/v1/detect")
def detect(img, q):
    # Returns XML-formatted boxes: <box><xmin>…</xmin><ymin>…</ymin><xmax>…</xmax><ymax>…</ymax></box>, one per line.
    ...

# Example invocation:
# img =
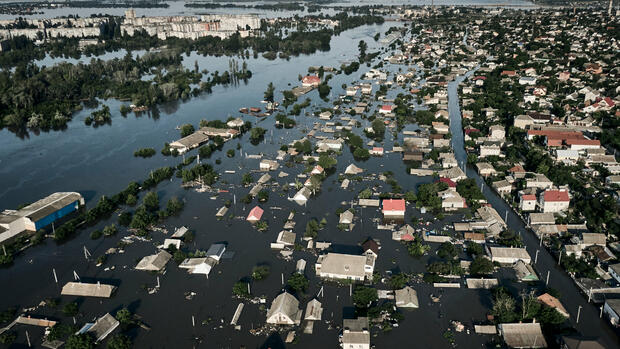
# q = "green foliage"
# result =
<box><xmin>63</xmin><ymin>302</ymin><xmax>79</xmax><ymax>316</ymax></box>
<box><xmin>255</xmin><ymin>220</ymin><xmax>268</xmax><ymax>232</ymax></box>
<box><xmin>293</xmin><ymin>140</ymin><xmax>312</xmax><ymax>155</ymax></box>
<box><xmin>0</xmin><ymin>331</ymin><xmax>16</xmax><ymax>345</ymax></box>
<box><xmin>115</xmin><ymin>308</ymin><xmax>133</xmax><ymax>327</ymax></box>
<box><xmin>249</xmin><ymin>127</ymin><xmax>266</xmax><ymax>142</ymax></box>
<box><xmin>180</xmin><ymin>123</ymin><xmax>195</xmax><ymax>137</ymax></box>
<box><xmin>498</xmin><ymin>229</ymin><xmax>523</xmax><ymax>248</ymax></box>
<box><xmin>107</xmin><ymin>334</ymin><xmax>133</xmax><ymax>349</ymax></box>
<box><xmin>242</xmin><ymin>172</ymin><xmax>254</xmax><ymax>185</ymax></box>
<box><xmin>352</xmin><ymin>286</ymin><xmax>378</xmax><ymax>309</ymax></box>
<box><xmin>85</xmin><ymin>105</ymin><xmax>111</xmax><ymax>126</ymax></box>
<box><xmin>437</xmin><ymin>242</ymin><xmax>457</xmax><ymax>260</ymax></box>
<box><xmin>416</xmin><ymin>182</ymin><xmax>444</xmax><ymax>213</ymax></box>
<box><xmin>90</xmin><ymin>230</ymin><xmax>102</xmax><ymax>239</ymax></box>
<box><xmin>358</xmin><ymin>188</ymin><xmax>372</xmax><ymax>199</ymax></box>
<box><xmin>252</xmin><ymin>265</ymin><xmax>270</xmax><ymax>280</ymax></box>
<box><xmin>318</xmin><ymin>154</ymin><xmax>337</xmax><ymax>169</ymax></box>
<box><xmin>264</xmin><ymin>82</ymin><xmax>275</xmax><ymax>102</ymax></box>
<box><xmin>427</xmin><ymin>261</ymin><xmax>463</xmax><ymax>276</ymax></box>
<box><xmin>47</xmin><ymin>323</ymin><xmax>75</xmax><ymax>341</ymax></box>
<box><xmin>166</xmin><ymin>197</ymin><xmax>184</xmax><ymax>216</ymax></box>
<box><xmin>226</xmin><ymin>149</ymin><xmax>235</xmax><ymax>157</ymax></box>
<box><xmin>469</xmin><ymin>256</ymin><xmax>494</xmax><ymax>276</ymax></box>
<box><xmin>467</xmin><ymin>242</ymin><xmax>484</xmax><ymax>257</ymax></box>
<box><xmin>233</xmin><ymin>281</ymin><xmax>250</xmax><ymax>297</ymax></box>
<box><xmin>389</xmin><ymin>273</ymin><xmax>408</xmax><ymax>289</ymax></box>
<box><xmin>143</xmin><ymin>191</ymin><xmax>159</xmax><ymax>212</ymax></box>
<box><xmin>102</xmin><ymin>224</ymin><xmax>117</xmax><ymax>237</ymax></box>
<box><xmin>353</xmin><ymin>147</ymin><xmax>370</xmax><ymax>160</ymax></box>
<box><xmin>456</xmin><ymin>178</ymin><xmax>485</xmax><ymax>209</ymax></box>
<box><xmin>287</xmin><ymin>273</ymin><xmax>309</xmax><ymax>292</ymax></box>
<box><xmin>257</xmin><ymin>190</ymin><xmax>269</xmax><ymax>202</ymax></box>
<box><xmin>65</xmin><ymin>333</ymin><xmax>95</xmax><ymax>349</ymax></box>
<box><xmin>118</xmin><ymin>212</ymin><xmax>132</xmax><ymax>226</ymax></box>
<box><xmin>133</xmin><ymin>148</ymin><xmax>156</xmax><ymax>158</ymax></box>
<box><xmin>491</xmin><ymin>287</ymin><xmax>518</xmax><ymax>323</ymax></box>
<box><xmin>125</xmin><ymin>193</ymin><xmax>137</xmax><ymax>206</ymax></box>
<box><xmin>304</xmin><ymin>219</ymin><xmax>320</xmax><ymax>238</ymax></box>
<box><xmin>407</xmin><ymin>240</ymin><xmax>429</xmax><ymax>258</ymax></box>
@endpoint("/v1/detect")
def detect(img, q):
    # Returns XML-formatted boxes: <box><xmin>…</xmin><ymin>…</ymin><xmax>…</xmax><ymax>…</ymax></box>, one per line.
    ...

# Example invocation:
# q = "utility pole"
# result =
<box><xmin>545</xmin><ymin>270</ymin><xmax>550</xmax><ymax>285</ymax></box>
<box><xmin>52</xmin><ymin>268</ymin><xmax>58</xmax><ymax>284</ymax></box>
<box><xmin>535</xmin><ymin>250</ymin><xmax>539</xmax><ymax>264</ymax></box>
<box><xmin>576</xmin><ymin>305</ymin><xmax>582</xmax><ymax>323</ymax></box>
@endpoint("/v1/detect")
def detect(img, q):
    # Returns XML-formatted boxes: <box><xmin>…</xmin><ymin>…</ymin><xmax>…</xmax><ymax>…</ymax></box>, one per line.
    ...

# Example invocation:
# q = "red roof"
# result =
<box><xmin>565</xmin><ymin>139</ymin><xmax>600</xmax><ymax>146</ymax></box>
<box><xmin>381</xmin><ymin>105</ymin><xmax>394</xmax><ymax>111</ymax></box>
<box><xmin>401</xmin><ymin>233</ymin><xmax>414</xmax><ymax>241</ymax></box>
<box><xmin>473</xmin><ymin>76</ymin><xmax>487</xmax><ymax>80</ymax></box>
<box><xmin>543</xmin><ymin>190</ymin><xmax>569</xmax><ymax>202</ymax></box>
<box><xmin>372</xmin><ymin>147</ymin><xmax>384</xmax><ymax>152</ymax></box>
<box><xmin>521</xmin><ymin>194</ymin><xmax>536</xmax><ymax>201</ymax></box>
<box><xmin>438</xmin><ymin>177</ymin><xmax>456</xmax><ymax>188</ymax></box>
<box><xmin>501</xmin><ymin>70</ymin><xmax>517</xmax><ymax>76</ymax></box>
<box><xmin>603</xmin><ymin>97</ymin><xmax>614</xmax><ymax>107</ymax></box>
<box><xmin>247</xmin><ymin>206</ymin><xmax>264</xmax><ymax>221</ymax></box>
<box><xmin>302</xmin><ymin>75</ymin><xmax>320</xmax><ymax>84</ymax></box>
<box><xmin>382</xmin><ymin>199</ymin><xmax>405</xmax><ymax>212</ymax></box>
<box><xmin>509</xmin><ymin>165</ymin><xmax>525</xmax><ymax>173</ymax></box>
<box><xmin>464</xmin><ymin>128</ymin><xmax>480</xmax><ymax>135</ymax></box>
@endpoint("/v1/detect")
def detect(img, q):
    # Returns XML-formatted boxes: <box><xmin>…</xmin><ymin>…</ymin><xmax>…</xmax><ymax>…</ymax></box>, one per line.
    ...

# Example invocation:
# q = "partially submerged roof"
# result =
<box><xmin>499</xmin><ymin>323</ymin><xmax>547</xmax><ymax>348</ymax></box>
<box><xmin>266</xmin><ymin>292</ymin><xmax>302</xmax><ymax>325</ymax></box>
<box><xmin>61</xmin><ymin>282</ymin><xmax>116</xmax><ymax>298</ymax></box>
<box><xmin>304</xmin><ymin>299</ymin><xmax>323</xmax><ymax>321</ymax></box>
<box><xmin>135</xmin><ymin>250</ymin><xmax>172</xmax><ymax>271</ymax></box>
<box><xmin>83</xmin><ymin>313</ymin><xmax>119</xmax><ymax>342</ymax></box>
<box><xmin>395</xmin><ymin>286</ymin><xmax>419</xmax><ymax>308</ymax></box>
<box><xmin>18</xmin><ymin>192</ymin><xmax>83</xmax><ymax>222</ymax></box>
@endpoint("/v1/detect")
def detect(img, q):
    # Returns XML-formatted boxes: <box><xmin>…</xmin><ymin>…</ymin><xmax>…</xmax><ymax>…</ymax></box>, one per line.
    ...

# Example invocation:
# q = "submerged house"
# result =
<box><xmin>395</xmin><ymin>286</ymin><xmax>419</xmax><ymax>308</ymax></box>
<box><xmin>135</xmin><ymin>250</ymin><xmax>172</xmax><ymax>271</ymax></box>
<box><xmin>266</xmin><ymin>292</ymin><xmax>302</xmax><ymax>325</ymax></box>
<box><xmin>342</xmin><ymin>317</ymin><xmax>370</xmax><ymax>349</ymax></box>
<box><xmin>382</xmin><ymin>199</ymin><xmax>405</xmax><ymax>220</ymax></box>
<box><xmin>315</xmin><ymin>253</ymin><xmax>375</xmax><ymax>281</ymax></box>
<box><xmin>246</xmin><ymin>206</ymin><xmax>264</xmax><ymax>223</ymax></box>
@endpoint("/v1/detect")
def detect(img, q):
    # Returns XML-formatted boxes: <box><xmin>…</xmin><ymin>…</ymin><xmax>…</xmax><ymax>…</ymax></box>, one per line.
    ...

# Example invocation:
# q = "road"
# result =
<box><xmin>447</xmin><ymin>72</ymin><xmax>620</xmax><ymax>348</ymax></box>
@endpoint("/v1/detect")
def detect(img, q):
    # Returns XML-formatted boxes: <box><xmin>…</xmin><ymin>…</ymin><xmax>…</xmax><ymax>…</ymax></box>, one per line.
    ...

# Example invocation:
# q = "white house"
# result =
<box><xmin>315</xmin><ymin>253</ymin><xmax>375</xmax><ymax>281</ymax></box>
<box><xmin>382</xmin><ymin>199</ymin><xmax>405</xmax><ymax>219</ymax></box>
<box><xmin>342</xmin><ymin>317</ymin><xmax>370</xmax><ymax>349</ymax></box>
<box><xmin>266</xmin><ymin>292</ymin><xmax>302</xmax><ymax>325</ymax></box>
<box><xmin>488</xmin><ymin>247</ymin><xmax>531</xmax><ymax>264</ymax></box>
<box><xmin>539</xmin><ymin>190</ymin><xmax>570</xmax><ymax>213</ymax></box>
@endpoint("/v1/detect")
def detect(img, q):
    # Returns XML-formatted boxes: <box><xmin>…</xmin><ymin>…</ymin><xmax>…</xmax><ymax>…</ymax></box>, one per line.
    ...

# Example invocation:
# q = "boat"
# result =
<box><xmin>239</xmin><ymin>107</ymin><xmax>249</xmax><ymax>114</ymax></box>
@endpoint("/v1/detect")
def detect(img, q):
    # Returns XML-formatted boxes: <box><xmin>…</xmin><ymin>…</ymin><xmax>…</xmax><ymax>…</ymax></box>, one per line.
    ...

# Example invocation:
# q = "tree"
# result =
<box><xmin>65</xmin><ymin>334</ymin><xmax>94</xmax><ymax>349</ymax></box>
<box><xmin>491</xmin><ymin>288</ymin><xmax>518</xmax><ymax>323</ymax></box>
<box><xmin>287</xmin><ymin>273</ymin><xmax>309</xmax><ymax>292</ymax></box>
<box><xmin>352</xmin><ymin>286</ymin><xmax>378</xmax><ymax>309</ymax></box>
<box><xmin>257</xmin><ymin>190</ymin><xmax>269</xmax><ymax>202</ymax></box>
<box><xmin>63</xmin><ymin>302</ymin><xmax>79</xmax><ymax>316</ymax></box>
<box><xmin>180</xmin><ymin>123</ymin><xmax>195</xmax><ymax>137</ymax></box>
<box><xmin>125</xmin><ymin>194</ymin><xmax>137</xmax><ymax>206</ymax></box>
<box><xmin>249</xmin><ymin>127</ymin><xmax>266</xmax><ymax>142</ymax></box>
<box><xmin>469</xmin><ymin>256</ymin><xmax>494</xmax><ymax>276</ymax></box>
<box><xmin>166</xmin><ymin>197</ymin><xmax>184</xmax><ymax>216</ymax></box>
<box><xmin>318</xmin><ymin>154</ymin><xmax>337</xmax><ymax>169</ymax></box>
<box><xmin>107</xmin><ymin>334</ymin><xmax>132</xmax><ymax>349</ymax></box>
<box><xmin>115</xmin><ymin>308</ymin><xmax>133</xmax><ymax>329</ymax></box>
<box><xmin>242</xmin><ymin>172</ymin><xmax>254</xmax><ymax>185</ymax></box>
<box><xmin>467</xmin><ymin>242</ymin><xmax>484</xmax><ymax>257</ymax></box>
<box><xmin>143</xmin><ymin>191</ymin><xmax>159</xmax><ymax>212</ymax></box>
<box><xmin>408</xmin><ymin>240</ymin><xmax>429</xmax><ymax>257</ymax></box>
<box><xmin>233</xmin><ymin>281</ymin><xmax>249</xmax><ymax>297</ymax></box>
<box><xmin>252</xmin><ymin>265</ymin><xmax>270</xmax><ymax>280</ymax></box>
<box><xmin>358</xmin><ymin>40</ymin><xmax>367</xmax><ymax>59</ymax></box>
<box><xmin>264</xmin><ymin>82</ymin><xmax>275</xmax><ymax>102</ymax></box>
<box><xmin>102</xmin><ymin>224</ymin><xmax>117</xmax><ymax>237</ymax></box>
<box><xmin>437</xmin><ymin>242</ymin><xmax>457</xmax><ymax>260</ymax></box>
<box><xmin>389</xmin><ymin>273</ymin><xmax>408</xmax><ymax>289</ymax></box>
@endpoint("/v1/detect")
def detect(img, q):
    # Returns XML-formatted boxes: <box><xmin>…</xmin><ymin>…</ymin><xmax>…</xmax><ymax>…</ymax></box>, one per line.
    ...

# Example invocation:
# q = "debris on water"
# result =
<box><xmin>185</xmin><ymin>292</ymin><xmax>197</xmax><ymax>300</ymax></box>
<box><xmin>430</xmin><ymin>294</ymin><xmax>441</xmax><ymax>303</ymax></box>
<box><xmin>452</xmin><ymin>321</ymin><xmax>464</xmax><ymax>332</ymax></box>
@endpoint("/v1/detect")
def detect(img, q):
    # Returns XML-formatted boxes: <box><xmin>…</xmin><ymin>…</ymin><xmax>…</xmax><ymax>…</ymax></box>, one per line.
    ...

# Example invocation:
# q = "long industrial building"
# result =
<box><xmin>0</xmin><ymin>192</ymin><xmax>84</xmax><ymax>244</ymax></box>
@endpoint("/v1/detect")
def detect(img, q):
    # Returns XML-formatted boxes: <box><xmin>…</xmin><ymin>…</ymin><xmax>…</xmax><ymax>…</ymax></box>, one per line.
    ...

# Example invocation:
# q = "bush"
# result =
<box><xmin>63</xmin><ymin>302</ymin><xmax>79</xmax><ymax>316</ymax></box>
<box><xmin>352</xmin><ymin>286</ymin><xmax>378</xmax><ymax>309</ymax></box>
<box><xmin>233</xmin><ymin>281</ymin><xmax>250</xmax><ymax>297</ymax></box>
<box><xmin>252</xmin><ymin>265</ymin><xmax>270</xmax><ymax>280</ymax></box>
<box><xmin>90</xmin><ymin>230</ymin><xmax>103</xmax><ymax>239</ymax></box>
<box><xmin>227</xmin><ymin>149</ymin><xmax>235</xmax><ymax>157</ymax></box>
<box><xmin>287</xmin><ymin>273</ymin><xmax>309</xmax><ymax>292</ymax></box>
<box><xmin>166</xmin><ymin>197</ymin><xmax>184</xmax><ymax>216</ymax></box>
<box><xmin>133</xmin><ymin>148</ymin><xmax>156</xmax><ymax>158</ymax></box>
<box><xmin>102</xmin><ymin>224</ymin><xmax>117</xmax><ymax>237</ymax></box>
<box><xmin>180</xmin><ymin>124</ymin><xmax>195</xmax><ymax>137</ymax></box>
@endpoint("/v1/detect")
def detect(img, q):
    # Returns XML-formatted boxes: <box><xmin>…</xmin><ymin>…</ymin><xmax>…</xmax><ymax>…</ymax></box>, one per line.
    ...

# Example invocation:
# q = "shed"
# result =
<box><xmin>498</xmin><ymin>322</ymin><xmax>547</xmax><ymax>348</ymax></box>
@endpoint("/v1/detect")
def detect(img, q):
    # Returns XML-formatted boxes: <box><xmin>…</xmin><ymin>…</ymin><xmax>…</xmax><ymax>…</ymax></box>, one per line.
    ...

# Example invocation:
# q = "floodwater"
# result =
<box><xmin>3</xmin><ymin>2</ymin><xmax>617</xmax><ymax>349</ymax></box>
<box><xmin>0</xmin><ymin>14</ymin><xmax>506</xmax><ymax>348</ymax></box>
